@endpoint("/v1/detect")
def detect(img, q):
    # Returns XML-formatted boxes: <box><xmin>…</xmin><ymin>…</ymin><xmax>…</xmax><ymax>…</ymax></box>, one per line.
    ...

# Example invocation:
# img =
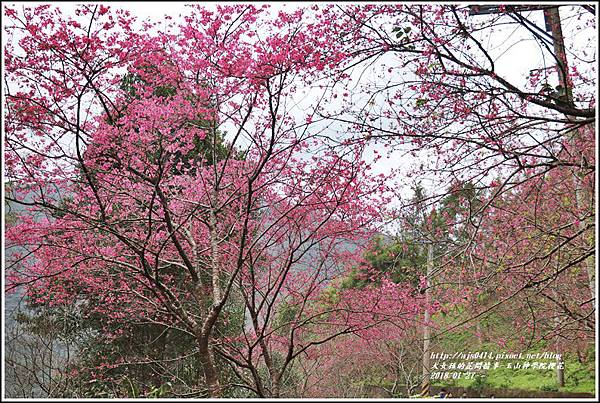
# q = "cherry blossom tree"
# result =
<box><xmin>4</xmin><ymin>4</ymin><xmax>392</xmax><ymax>397</ymax></box>
<box><xmin>311</xmin><ymin>3</ymin><xmax>595</xmax><ymax>351</ymax></box>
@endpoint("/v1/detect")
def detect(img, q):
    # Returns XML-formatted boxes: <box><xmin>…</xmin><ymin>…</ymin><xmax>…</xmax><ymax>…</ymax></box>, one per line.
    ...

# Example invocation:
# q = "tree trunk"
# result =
<box><xmin>197</xmin><ymin>335</ymin><xmax>221</xmax><ymax>397</ymax></box>
<box><xmin>421</xmin><ymin>242</ymin><xmax>433</xmax><ymax>397</ymax></box>
<box><xmin>556</xmin><ymin>354</ymin><xmax>565</xmax><ymax>388</ymax></box>
<box><xmin>271</xmin><ymin>381</ymin><xmax>280</xmax><ymax>398</ymax></box>
<box><xmin>548</xmin><ymin>5</ymin><xmax>595</xmax><ymax>302</ymax></box>
<box><xmin>552</xmin><ymin>290</ymin><xmax>565</xmax><ymax>389</ymax></box>
<box><xmin>476</xmin><ymin>321</ymin><xmax>483</xmax><ymax>345</ymax></box>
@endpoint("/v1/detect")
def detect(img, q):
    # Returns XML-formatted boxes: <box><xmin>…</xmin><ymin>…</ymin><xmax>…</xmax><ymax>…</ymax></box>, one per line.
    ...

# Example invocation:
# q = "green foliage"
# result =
<box><xmin>5</xmin><ymin>182</ymin><xmax>19</xmax><ymax>226</ymax></box>
<box><xmin>119</xmin><ymin>70</ymin><xmax>176</xmax><ymax>100</ymax></box>
<box><xmin>5</xmin><ymin>209</ymin><xmax>18</xmax><ymax>226</ymax></box>
<box><xmin>272</xmin><ymin>300</ymin><xmax>300</xmax><ymax>337</ymax></box>
<box><xmin>14</xmin><ymin>305</ymin><xmax>84</xmax><ymax>342</ymax></box>
<box><xmin>173</xmin><ymin>124</ymin><xmax>232</xmax><ymax>172</ymax></box>
<box><xmin>363</xmin><ymin>235</ymin><xmax>425</xmax><ymax>287</ymax></box>
<box><xmin>338</xmin><ymin>268</ymin><xmax>368</xmax><ymax>290</ymax></box>
<box><xmin>12</xmin><ymin>300</ymin><xmax>216</xmax><ymax>397</ymax></box>
<box><xmin>118</xmin><ymin>69</ymin><xmax>235</xmax><ymax>172</ymax></box>
<box><xmin>391</xmin><ymin>26</ymin><xmax>411</xmax><ymax>38</ymax></box>
<box><xmin>121</xmin><ymin>376</ymin><xmax>141</xmax><ymax>398</ymax></box>
<box><xmin>415</xmin><ymin>98</ymin><xmax>428</xmax><ymax>107</ymax></box>
<box><xmin>147</xmin><ymin>381</ymin><xmax>173</xmax><ymax>398</ymax></box>
<box><xmin>434</xmin><ymin>350</ymin><xmax>595</xmax><ymax>394</ymax></box>
<box><xmin>391</xmin><ymin>26</ymin><xmax>412</xmax><ymax>46</ymax></box>
<box><xmin>120</xmin><ymin>72</ymin><xmax>143</xmax><ymax>99</ymax></box>
<box><xmin>471</xmin><ymin>373</ymin><xmax>487</xmax><ymax>391</ymax></box>
<box><xmin>50</xmin><ymin>195</ymin><xmax>74</xmax><ymax>219</ymax></box>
